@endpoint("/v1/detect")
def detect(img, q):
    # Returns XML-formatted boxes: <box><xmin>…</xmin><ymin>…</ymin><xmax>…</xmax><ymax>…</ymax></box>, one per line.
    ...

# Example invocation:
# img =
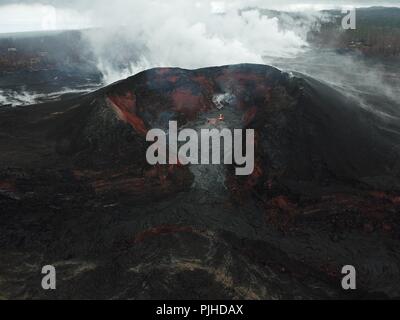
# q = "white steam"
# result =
<box><xmin>0</xmin><ymin>1</ymin><xmax>338</xmax><ymax>84</ymax></box>
<box><xmin>81</xmin><ymin>0</ymin><xmax>320</xmax><ymax>83</ymax></box>
<box><xmin>0</xmin><ymin>3</ymin><xmax>92</xmax><ymax>33</ymax></box>
<box><xmin>0</xmin><ymin>87</ymin><xmax>98</xmax><ymax>107</ymax></box>
<box><xmin>272</xmin><ymin>50</ymin><xmax>400</xmax><ymax>118</ymax></box>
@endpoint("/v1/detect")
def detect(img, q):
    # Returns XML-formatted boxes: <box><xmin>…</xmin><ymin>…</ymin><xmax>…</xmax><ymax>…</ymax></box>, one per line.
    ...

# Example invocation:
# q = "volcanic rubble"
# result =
<box><xmin>0</xmin><ymin>64</ymin><xmax>400</xmax><ymax>299</ymax></box>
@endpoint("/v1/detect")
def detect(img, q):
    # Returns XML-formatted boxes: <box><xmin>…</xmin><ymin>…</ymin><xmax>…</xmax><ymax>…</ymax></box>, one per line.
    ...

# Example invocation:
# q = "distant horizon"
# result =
<box><xmin>0</xmin><ymin>27</ymin><xmax>95</xmax><ymax>37</ymax></box>
<box><xmin>0</xmin><ymin>2</ymin><xmax>400</xmax><ymax>34</ymax></box>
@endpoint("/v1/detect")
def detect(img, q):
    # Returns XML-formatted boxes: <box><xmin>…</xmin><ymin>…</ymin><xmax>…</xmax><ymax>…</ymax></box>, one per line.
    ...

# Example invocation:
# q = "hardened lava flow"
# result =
<box><xmin>1</xmin><ymin>64</ymin><xmax>400</xmax><ymax>299</ymax></box>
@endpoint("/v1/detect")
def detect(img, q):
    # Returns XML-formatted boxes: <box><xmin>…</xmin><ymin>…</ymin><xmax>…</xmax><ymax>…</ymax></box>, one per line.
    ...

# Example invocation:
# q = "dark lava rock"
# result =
<box><xmin>1</xmin><ymin>64</ymin><xmax>400</xmax><ymax>299</ymax></box>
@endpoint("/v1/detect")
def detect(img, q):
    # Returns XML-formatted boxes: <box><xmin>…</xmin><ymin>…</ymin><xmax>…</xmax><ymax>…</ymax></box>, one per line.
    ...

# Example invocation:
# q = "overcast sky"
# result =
<box><xmin>1</xmin><ymin>0</ymin><xmax>400</xmax><ymax>7</ymax></box>
<box><xmin>0</xmin><ymin>0</ymin><xmax>399</xmax><ymax>33</ymax></box>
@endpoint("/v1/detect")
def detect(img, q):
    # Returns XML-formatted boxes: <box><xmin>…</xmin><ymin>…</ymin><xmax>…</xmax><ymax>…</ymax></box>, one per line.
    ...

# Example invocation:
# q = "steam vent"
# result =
<box><xmin>1</xmin><ymin>64</ymin><xmax>400</xmax><ymax>299</ymax></box>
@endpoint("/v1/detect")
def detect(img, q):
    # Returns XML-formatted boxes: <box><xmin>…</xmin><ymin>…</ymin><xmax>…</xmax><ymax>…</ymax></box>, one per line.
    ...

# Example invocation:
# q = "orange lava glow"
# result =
<box><xmin>107</xmin><ymin>92</ymin><xmax>148</xmax><ymax>136</ymax></box>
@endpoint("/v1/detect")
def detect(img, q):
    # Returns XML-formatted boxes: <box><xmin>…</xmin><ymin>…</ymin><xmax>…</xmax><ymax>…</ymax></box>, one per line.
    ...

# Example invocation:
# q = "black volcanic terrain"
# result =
<box><xmin>1</xmin><ymin>64</ymin><xmax>400</xmax><ymax>299</ymax></box>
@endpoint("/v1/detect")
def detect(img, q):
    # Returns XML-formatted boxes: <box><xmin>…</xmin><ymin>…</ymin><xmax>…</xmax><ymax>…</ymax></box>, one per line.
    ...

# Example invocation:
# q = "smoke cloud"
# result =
<box><xmin>80</xmin><ymin>0</ymin><xmax>321</xmax><ymax>83</ymax></box>
<box><xmin>1</xmin><ymin>0</ymin><xmax>399</xmax><ymax>91</ymax></box>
